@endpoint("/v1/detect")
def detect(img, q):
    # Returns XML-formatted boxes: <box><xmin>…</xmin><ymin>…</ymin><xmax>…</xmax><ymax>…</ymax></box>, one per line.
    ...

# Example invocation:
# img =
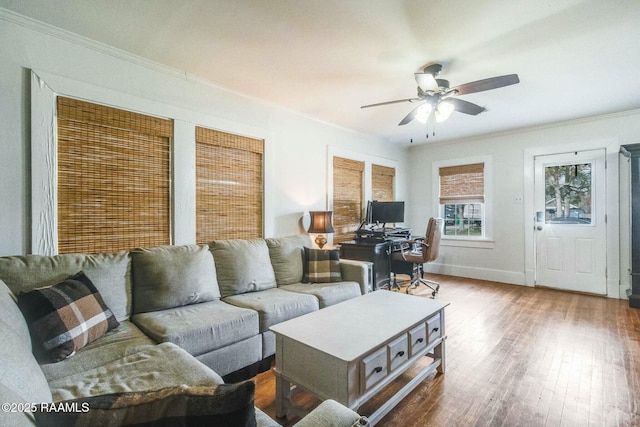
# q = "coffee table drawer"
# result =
<box><xmin>427</xmin><ymin>313</ymin><xmax>441</xmax><ymax>345</ymax></box>
<box><xmin>388</xmin><ymin>334</ymin><xmax>409</xmax><ymax>371</ymax></box>
<box><xmin>408</xmin><ymin>323</ymin><xmax>427</xmax><ymax>356</ymax></box>
<box><xmin>360</xmin><ymin>346</ymin><xmax>387</xmax><ymax>392</ymax></box>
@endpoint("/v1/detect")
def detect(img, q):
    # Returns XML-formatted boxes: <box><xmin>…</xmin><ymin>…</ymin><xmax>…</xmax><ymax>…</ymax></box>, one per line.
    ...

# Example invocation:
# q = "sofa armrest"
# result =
<box><xmin>295</xmin><ymin>399</ymin><xmax>368</xmax><ymax>427</ymax></box>
<box><xmin>339</xmin><ymin>259</ymin><xmax>372</xmax><ymax>294</ymax></box>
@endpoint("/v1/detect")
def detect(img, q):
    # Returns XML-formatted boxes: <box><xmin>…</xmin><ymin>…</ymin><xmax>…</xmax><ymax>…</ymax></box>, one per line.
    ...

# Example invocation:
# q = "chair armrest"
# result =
<box><xmin>295</xmin><ymin>399</ymin><xmax>368</xmax><ymax>427</ymax></box>
<box><xmin>339</xmin><ymin>259</ymin><xmax>372</xmax><ymax>294</ymax></box>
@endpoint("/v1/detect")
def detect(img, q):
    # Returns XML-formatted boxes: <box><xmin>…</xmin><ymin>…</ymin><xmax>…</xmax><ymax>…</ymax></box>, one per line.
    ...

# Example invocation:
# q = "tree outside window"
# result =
<box><xmin>544</xmin><ymin>163</ymin><xmax>592</xmax><ymax>224</ymax></box>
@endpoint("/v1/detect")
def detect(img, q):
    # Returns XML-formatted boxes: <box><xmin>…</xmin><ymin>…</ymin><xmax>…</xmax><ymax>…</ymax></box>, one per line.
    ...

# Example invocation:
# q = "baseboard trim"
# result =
<box><xmin>424</xmin><ymin>262</ymin><xmax>527</xmax><ymax>286</ymax></box>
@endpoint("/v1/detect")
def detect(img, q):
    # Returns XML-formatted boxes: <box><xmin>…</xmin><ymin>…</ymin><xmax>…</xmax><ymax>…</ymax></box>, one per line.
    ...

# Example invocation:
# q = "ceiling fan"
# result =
<box><xmin>361</xmin><ymin>63</ymin><xmax>520</xmax><ymax>126</ymax></box>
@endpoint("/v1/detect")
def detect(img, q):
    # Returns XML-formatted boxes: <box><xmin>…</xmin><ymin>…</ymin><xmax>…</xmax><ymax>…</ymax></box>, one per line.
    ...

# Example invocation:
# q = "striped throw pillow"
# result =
<box><xmin>34</xmin><ymin>382</ymin><xmax>256</xmax><ymax>427</ymax></box>
<box><xmin>17</xmin><ymin>271</ymin><xmax>119</xmax><ymax>362</ymax></box>
<box><xmin>303</xmin><ymin>247</ymin><xmax>342</xmax><ymax>283</ymax></box>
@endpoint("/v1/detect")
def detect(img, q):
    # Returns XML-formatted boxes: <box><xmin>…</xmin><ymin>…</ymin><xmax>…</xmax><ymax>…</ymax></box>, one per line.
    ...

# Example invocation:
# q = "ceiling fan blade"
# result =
<box><xmin>361</xmin><ymin>98</ymin><xmax>420</xmax><ymax>109</ymax></box>
<box><xmin>452</xmin><ymin>74</ymin><xmax>520</xmax><ymax>96</ymax></box>
<box><xmin>398</xmin><ymin>103</ymin><xmax>425</xmax><ymax>126</ymax></box>
<box><xmin>414</xmin><ymin>73</ymin><xmax>438</xmax><ymax>92</ymax></box>
<box><xmin>449</xmin><ymin>98</ymin><xmax>486</xmax><ymax>115</ymax></box>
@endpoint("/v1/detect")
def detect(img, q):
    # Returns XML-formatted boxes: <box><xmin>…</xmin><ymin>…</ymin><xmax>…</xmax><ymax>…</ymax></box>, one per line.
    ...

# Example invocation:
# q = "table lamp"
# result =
<box><xmin>308</xmin><ymin>211</ymin><xmax>335</xmax><ymax>249</ymax></box>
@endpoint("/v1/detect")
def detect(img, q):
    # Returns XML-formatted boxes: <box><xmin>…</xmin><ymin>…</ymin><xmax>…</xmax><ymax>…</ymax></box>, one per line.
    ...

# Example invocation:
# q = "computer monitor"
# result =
<box><xmin>368</xmin><ymin>201</ymin><xmax>405</xmax><ymax>225</ymax></box>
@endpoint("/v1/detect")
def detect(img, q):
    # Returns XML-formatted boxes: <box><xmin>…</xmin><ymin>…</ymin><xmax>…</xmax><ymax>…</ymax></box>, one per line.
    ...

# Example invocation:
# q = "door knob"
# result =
<box><xmin>536</xmin><ymin>225</ymin><xmax>543</xmax><ymax>231</ymax></box>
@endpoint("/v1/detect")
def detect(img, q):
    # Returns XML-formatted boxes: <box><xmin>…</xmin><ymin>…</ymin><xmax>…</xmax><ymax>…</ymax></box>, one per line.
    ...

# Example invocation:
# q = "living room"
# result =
<box><xmin>1</xmin><ymin>1</ymin><xmax>640</xmax><ymax>426</ymax></box>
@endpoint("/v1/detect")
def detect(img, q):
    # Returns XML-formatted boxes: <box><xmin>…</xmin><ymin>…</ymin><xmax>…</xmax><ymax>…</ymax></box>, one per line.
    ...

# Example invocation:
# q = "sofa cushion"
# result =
<box><xmin>223</xmin><ymin>288</ymin><xmax>318</xmax><ymax>332</ymax></box>
<box><xmin>0</xmin><ymin>251</ymin><xmax>131</xmax><ymax>322</ymax></box>
<box><xmin>0</xmin><ymin>318</ymin><xmax>53</xmax><ymax>408</ymax></box>
<box><xmin>132</xmin><ymin>300</ymin><xmax>259</xmax><ymax>356</ymax></box>
<box><xmin>0</xmin><ymin>279</ymin><xmax>31</xmax><ymax>350</ymax></box>
<box><xmin>303</xmin><ymin>247</ymin><xmax>342</xmax><ymax>283</ymax></box>
<box><xmin>17</xmin><ymin>271</ymin><xmax>120</xmax><ymax>362</ymax></box>
<box><xmin>0</xmin><ymin>383</ymin><xmax>39</xmax><ymax>427</ymax></box>
<box><xmin>210</xmin><ymin>239</ymin><xmax>277</xmax><ymax>297</ymax></box>
<box><xmin>279</xmin><ymin>281</ymin><xmax>361</xmax><ymax>308</ymax></box>
<box><xmin>41</xmin><ymin>320</ymin><xmax>155</xmax><ymax>383</ymax></box>
<box><xmin>48</xmin><ymin>342</ymin><xmax>224</xmax><ymax>401</ymax></box>
<box><xmin>131</xmin><ymin>244</ymin><xmax>220</xmax><ymax>314</ymax></box>
<box><xmin>265</xmin><ymin>234</ymin><xmax>312</xmax><ymax>285</ymax></box>
<box><xmin>35</xmin><ymin>382</ymin><xmax>256</xmax><ymax>427</ymax></box>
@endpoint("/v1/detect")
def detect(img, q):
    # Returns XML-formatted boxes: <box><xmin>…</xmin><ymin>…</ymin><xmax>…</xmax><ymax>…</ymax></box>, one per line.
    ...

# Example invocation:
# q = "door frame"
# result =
<box><xmin>524</xmin><ymin>138</ymin><xmax>620</xmax><ymax>298</ymax></box>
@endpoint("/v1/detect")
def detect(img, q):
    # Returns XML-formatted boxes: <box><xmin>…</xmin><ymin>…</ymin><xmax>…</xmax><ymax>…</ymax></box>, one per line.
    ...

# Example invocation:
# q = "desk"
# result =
<box><xmin>340</xmin><ymin>238</ymin><xmax>406</xmax><ymax>291</ymax></box>
<box><xmin>340</xmin><ymin>240</ymin><xmax>391</xmax><ymax>290</ymax></box>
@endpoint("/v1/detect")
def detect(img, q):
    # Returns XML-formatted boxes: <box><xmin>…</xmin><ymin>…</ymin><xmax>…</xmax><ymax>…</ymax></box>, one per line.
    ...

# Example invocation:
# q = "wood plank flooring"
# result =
<box><xmin>255</xmin><ymin>275</ymin><xmax>640</xmax><ymax>426</ymax></box>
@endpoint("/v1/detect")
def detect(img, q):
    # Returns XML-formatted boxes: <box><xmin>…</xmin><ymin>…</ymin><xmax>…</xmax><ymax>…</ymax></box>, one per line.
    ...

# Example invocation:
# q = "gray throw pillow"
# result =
<box><xmin>131</xmin><ymin>245</ymin><xmax>220</xmax><ymax>313</ymax></box>
<box><xmin>209</xmin><ymin>239</ymin><xmax>276</xmax><ymax>297</ymax></box>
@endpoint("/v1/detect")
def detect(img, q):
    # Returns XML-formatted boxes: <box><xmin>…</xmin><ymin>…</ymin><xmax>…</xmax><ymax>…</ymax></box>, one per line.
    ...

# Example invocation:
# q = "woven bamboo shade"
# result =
<box><xmin>333</xmin><ymin>157</ymin><xmax>364</xmax><ymax>244</ymax></box>
<box><xmin>57</xmin><ymin>97</ymin><xmax>172</xmax><ymax>254</ymax></box>
<box><xmin>371</xmin><ymin>164</ymin><xmax>395</xmax><ymax>202</ymax></box>
<box><xmin>195</xmin><ymin>126</ymin><xmax>263</xmax><ymax>242</ymax></box>
<box><xmin>439</xmin><ymin>162</ymin><xmax>485</xmax><ymax>204</ymax></box>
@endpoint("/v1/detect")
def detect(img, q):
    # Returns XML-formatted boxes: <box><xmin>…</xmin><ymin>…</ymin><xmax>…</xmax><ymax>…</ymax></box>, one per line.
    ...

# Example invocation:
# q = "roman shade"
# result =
<box><xmin>332</xmin><ymin>157</ymin><xmax>364</xmax><ymax>244</ymax></box>
<box><xmin>439</xmin><ymin>163</ymin><xmax>485</xmax><ymax>204</ymax></box>
<box><xmin>372</xmin><ymin>164</ymin><xmax>395</xmax><ymax>202</ymax></box>
<box><xmin>195</xmin><ymin>126</ymin><xmax>263</xmax><ymax>242</ymax></box>
<box><xmin>57</xmin><ymin>97</ymin><xmax>172</xmax><ymax>254</ymax></box>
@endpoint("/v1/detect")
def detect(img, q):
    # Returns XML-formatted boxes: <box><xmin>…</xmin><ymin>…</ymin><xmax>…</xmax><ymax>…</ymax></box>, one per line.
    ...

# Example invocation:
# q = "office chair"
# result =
<box><xmin>390</xmin><ymin>217</ymin><xmax>443</xmax><ymax>297</ymax></box>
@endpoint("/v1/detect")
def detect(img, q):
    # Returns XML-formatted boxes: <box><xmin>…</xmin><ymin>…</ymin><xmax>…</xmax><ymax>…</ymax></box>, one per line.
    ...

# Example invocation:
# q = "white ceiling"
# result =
<box><xmin>3</xmin><ymin>0</ymin><xmax>640</xmax><ymax>145</ymax></box>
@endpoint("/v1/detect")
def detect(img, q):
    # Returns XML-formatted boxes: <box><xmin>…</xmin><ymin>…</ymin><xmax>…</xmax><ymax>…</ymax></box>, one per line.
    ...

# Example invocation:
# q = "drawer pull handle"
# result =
<box><xmin>374</xmin><ymin>366</ymin><xmax>383</xmax><ymax>373</ymax></box>
<box><xmin>396</xmin><ymin>351</ymin><xmax>405</xmax><ymax>357</ymax></box>
<box><xmin>416</xmin><ymin>338</ymin><xmax>424</xmax><ymax>343</ymax></box>
<box><xmin>432</xmin><ymin>327</ymin><xmax>439</xmax><ymax>333</ymax></box>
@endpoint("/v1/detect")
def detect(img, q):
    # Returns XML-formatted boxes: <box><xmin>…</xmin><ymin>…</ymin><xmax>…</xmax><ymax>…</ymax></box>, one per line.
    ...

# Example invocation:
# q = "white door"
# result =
<box><xmin>534</xmin><ymin>149</ymin><xmax>606</xmax><ymax>294</ymax></box>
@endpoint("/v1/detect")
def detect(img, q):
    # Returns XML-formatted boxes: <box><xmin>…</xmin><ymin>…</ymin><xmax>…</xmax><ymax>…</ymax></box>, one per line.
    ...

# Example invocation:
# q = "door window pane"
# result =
<box><xmin>544</xmin><ymin>163</ymin><xmax>592</xmax><ymax>224</ymax></box>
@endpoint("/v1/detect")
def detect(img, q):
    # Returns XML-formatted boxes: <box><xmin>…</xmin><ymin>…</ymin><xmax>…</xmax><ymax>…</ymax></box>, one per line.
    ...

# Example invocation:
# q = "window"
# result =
<box><xmin>332</xmin><ymin>156</ymin><xmax>364</xmax><ymax>244</ymax></box>
<box><xmin>57</xmin><ymin>97</ymin><xmax>172</xmax><ymax>254</ymax></box>
<box><xmin>371</xmin><ymin>164</ymin><xmax>395</xmax><ymax>202</ymax></box>
<box><xmin>439</xmin><ymin>162</ymin><xmax>485</xmax><ymax>238</ymax></box>
<box><xmin>195</xmin><ymin>126</ymin><xmax>263</xmax><ymax>242</ymax></box>
<box><xmin>544</xmin><ymin>163</ymin><xmax>592</xmax><ymax>224</ymax></box>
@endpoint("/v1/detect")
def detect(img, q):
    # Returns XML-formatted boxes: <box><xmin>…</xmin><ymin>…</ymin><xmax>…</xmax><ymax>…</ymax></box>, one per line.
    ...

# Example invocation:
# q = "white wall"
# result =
<box><xmin>406</xmin><ymin>111</ymin><xmax>640</xmax><ymax>298</ymax></box>
<box><xmin>0</xmin><ymin>11</ymin><xmax>407</xmax><ymax>256</ymax></box>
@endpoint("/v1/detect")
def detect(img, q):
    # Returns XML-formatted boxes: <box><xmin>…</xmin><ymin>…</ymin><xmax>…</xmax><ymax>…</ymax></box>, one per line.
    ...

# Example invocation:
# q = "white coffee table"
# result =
<box><xmin>270</xmin><ymin>290</ymin><xmax>448</xmax><ymax>425</ymax></box>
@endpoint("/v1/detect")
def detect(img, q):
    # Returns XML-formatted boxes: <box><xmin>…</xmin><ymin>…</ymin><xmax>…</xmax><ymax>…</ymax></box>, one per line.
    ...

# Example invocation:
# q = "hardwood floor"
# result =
<box><xmin>255</xmin><ymin>275</ymin><xmax>640</xmax><ymax>426</ymax></box>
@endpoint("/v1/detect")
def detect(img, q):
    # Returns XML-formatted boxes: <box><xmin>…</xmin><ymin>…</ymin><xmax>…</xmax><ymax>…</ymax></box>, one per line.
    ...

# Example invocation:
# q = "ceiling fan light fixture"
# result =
<box><xmin>415</xmin><ymin>103</ymin><xmax>433</xmax><ymax>123</ymax></box>
<box><xmin>435</xmin><ymin>100</ymin><xmax>455</xmax><ymax>123</ymax></box>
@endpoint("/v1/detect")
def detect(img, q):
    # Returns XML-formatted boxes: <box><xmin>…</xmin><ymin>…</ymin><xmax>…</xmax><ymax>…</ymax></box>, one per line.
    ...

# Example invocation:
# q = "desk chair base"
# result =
<box><xmin>392</xmin><ymin>267</ymin><xmax>440</xmax><ymax>298</ymax></box>
<box><xmin>407</xmin><ymin>277</ymin><xmax>440</xmax><ymax>298</ymax></box>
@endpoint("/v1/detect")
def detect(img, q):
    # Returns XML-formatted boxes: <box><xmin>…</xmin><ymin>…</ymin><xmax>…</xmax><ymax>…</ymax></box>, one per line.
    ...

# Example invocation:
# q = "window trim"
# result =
<box><xmin>432</xmin><ymin>155</ymin><xmax>493</xmax><ymax>246</ymax></box>
<box><xmin>326</xmin><ymin>146</ymin><xmax>399</xmax><ymax>246</ymax></box>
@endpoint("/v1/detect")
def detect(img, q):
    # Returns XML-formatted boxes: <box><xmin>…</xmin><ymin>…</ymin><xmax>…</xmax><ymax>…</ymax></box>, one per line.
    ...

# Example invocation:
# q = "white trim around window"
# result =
<box><xmin>432</xmin><ymin>155</ymin><xmax>494</xmax><ymax>249</ymax></box>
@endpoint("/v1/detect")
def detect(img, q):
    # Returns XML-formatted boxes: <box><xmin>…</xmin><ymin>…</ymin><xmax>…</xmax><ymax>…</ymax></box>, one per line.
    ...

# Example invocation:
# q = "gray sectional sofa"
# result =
<box><xmin>0</xmin><ymin>234</ymin><xmax>370</xmax><ymax>426</ymax></box>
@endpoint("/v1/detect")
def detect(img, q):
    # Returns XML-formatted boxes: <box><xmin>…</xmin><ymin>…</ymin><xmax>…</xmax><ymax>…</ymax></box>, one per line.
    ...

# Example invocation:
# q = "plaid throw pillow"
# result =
<box><xmin>17</xmin><ymin>271</ymin><xmax>119</xmax><ymax>362</ymax></box>
<box><xmin>34</xmin><ymin>382</ymin><xmax>256</xmax><ymax>427</ymax></box>
<box><xmin>303</xmin><ymin>247</ymin><xmax>342</xmax><ymax>283</ymax></box>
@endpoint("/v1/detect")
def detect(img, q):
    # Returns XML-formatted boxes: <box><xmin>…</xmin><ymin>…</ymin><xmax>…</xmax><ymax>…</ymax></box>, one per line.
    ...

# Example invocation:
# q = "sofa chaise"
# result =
<box><xmin>0</xmin><ymin>234</ymin><xmax>370</xmax><ymax>426</ymax></box>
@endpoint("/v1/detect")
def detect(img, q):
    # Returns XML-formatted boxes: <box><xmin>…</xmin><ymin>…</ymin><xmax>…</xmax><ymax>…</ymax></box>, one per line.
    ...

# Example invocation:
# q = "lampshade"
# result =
<box><xmin>435</xmin><ymin>100</ymin><xmax>455</xmax><ymax>123</ymax></box>
<box><xmin>308</xmin><ymin>211</ymin><xmax>335</xmax><ymax>234</ymax></box>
